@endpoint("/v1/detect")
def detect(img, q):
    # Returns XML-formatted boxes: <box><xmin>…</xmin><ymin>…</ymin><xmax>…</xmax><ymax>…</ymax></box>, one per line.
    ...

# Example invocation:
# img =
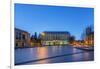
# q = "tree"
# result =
<box><xmin>34</xmin><ymin>32</ymin><xmax>37</xmax><ymax>40</ymax></box>
<box><xmin>30</xmin><ymin>35</ymin><xmax>34</xmax><ymax>42</ymax></box>
<box><xmin>69</xmin><ymin>36</ymin><xmax>75</xmax><ymax>44</ymax></box>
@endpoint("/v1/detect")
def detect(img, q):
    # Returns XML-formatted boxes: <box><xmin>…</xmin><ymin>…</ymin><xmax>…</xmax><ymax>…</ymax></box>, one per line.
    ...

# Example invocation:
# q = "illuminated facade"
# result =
<box><xmin>15</xmin><ymin>28</ymin><xmax>30</xmax><ymax>48</ymax></box>
<box><xmin>39</xmin><ymin>31</ymin><xmax>70</xmax><ymax>46</ymax></box>
<box><xmin>83</xmin><ymin>26</ymin><xmax>94</xmax><ymax>46</ymax></box>
<box><xmin>84</xmin><ymin>32</ymin><xmax>94</xmax><ymax>46</ymax></box>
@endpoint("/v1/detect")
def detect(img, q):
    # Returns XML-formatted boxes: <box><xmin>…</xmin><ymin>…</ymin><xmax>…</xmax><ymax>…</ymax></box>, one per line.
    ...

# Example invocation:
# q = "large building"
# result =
<box><xmin>39</xmin><ymin>31</ymin><xmax>70</xmax><ymax>46</ymax></box>
<box><xmin>83</xmin><ymin>26</ymin><xmax>94</xmax><ymax>46</ymax></box>
<box><xmin>85</xmin><ymin>27</ymin><xmax>94</xmax><ymax>46</ymax></box>
<box><xmin>15</xmin><ymin>28</ymin><xmax>30</xmax><ymax>48</ymax></box>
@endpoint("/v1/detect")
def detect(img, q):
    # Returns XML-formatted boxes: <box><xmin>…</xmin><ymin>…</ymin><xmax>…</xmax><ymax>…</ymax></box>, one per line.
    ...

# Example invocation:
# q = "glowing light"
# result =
<box><xmin>41</xmin><ymin>32</ymin><xmax>45</xmax><ymax>36</ymax></box>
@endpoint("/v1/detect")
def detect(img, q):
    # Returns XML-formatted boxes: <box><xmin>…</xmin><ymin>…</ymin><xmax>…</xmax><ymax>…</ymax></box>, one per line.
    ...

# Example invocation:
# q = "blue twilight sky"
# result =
<box><xmin>15</xmin><ymin>3</ymin><xmax>94</xmax><ymax>40</ymax></box>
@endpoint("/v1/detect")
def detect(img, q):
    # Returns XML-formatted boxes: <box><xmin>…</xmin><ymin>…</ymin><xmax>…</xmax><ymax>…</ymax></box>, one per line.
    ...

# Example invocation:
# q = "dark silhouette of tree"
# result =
<box><xmin>69</xmin><ymin>36</ymin><xmax>75</xmax><ymax>44</ymax></box>
<box><xmin>30</xmin><ymin>35</ymin><xmax>34</xmax><ymax>41</ymax></box>
<box><xmin>34</xmin><ymin>32</ymin><xmax>37</xmax><ymax>40</ymax></box>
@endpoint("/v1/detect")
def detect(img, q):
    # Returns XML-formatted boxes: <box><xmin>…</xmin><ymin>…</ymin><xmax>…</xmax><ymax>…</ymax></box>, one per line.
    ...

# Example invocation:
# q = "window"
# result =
<box><xmin>16</xmin><ymin>43</ymin><xmax>18</xmax><ymax>47</ymax></box>
<box><xmin>22</xmin><ymin>34</ymin><xmax>26</xmax><ymax>40</ymax></box>
<box><xmin>16</xmin><ymin>32</ymin><xmax>19</xmax><ymax>39</ymax></box>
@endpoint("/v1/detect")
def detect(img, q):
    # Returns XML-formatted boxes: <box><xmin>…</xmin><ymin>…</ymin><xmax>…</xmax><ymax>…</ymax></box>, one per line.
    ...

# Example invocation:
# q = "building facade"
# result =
<box><xmin>15</xmin><ymin>28</ymin><xmax>30</xmax><ymax>48</ymax></box>
<box><xmin>83</xmin><ymin>26</ymin><xmax>94</xmax><ymax>46</ymax></box>
<box><xmin>84</xmin><ymin>32</ymin><xmax>94</xmax><ymax>46</ymax></box>
<box><xmin>39</xmin><ymin>31</ymin><xmax>70</xmax><ymax>46</ymax></box>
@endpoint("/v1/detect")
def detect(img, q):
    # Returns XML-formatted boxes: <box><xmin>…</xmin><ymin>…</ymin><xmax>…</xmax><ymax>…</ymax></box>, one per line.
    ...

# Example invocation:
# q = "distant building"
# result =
<box><xmin>84</xmin><ymin>31</ymin><xmax>94</xmax><ymax>46</ymax></box>
<box><xmin>39</xmin><ymin>31</ymin><xmax>70</xmax><ymax>46</ymax></box>
<box><xmin>15</xmin><ymin>28</ymin><xmax>30</xmax><ymax>48</ymax></box>
<box><xmin>84</xmin><ymin>26</ymin><xmax>94</xmax><ymax>46</ymax></box>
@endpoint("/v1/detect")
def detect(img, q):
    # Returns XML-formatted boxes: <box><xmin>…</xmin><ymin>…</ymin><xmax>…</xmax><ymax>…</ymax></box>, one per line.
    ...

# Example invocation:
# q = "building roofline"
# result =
<box><xmin>42</xmin><ymin>31</ymin><xmax>70</xmax><ymax>34</ymax></box>
<box><xmin>15</xmin><ymin>28</ymin><xmax>29</xmax><ymax>34</ymax></box>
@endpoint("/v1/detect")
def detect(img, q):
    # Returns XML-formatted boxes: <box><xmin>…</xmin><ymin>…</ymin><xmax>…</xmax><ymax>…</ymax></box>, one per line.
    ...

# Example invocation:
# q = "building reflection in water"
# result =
<box><xmin>37</xmin><ymin>47</ymin><xmax>48</xmax><ymax>63</ymax></box>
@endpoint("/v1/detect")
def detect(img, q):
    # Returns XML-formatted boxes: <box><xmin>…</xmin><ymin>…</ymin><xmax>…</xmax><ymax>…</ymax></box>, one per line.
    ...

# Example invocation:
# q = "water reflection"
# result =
<box><xmin>37</xmin><ymin>47</ymin><xmax>48</xmax><ymax>63</ymax></box>
<box><xmin>15</xmin><ymin>46</ymin><xmax>94</xmax><ymax>65</ymax></box>
<box><xmin>83</xmin><ymin>51</ymin><xmax>94</xmax><ymax>60</ymax></box>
